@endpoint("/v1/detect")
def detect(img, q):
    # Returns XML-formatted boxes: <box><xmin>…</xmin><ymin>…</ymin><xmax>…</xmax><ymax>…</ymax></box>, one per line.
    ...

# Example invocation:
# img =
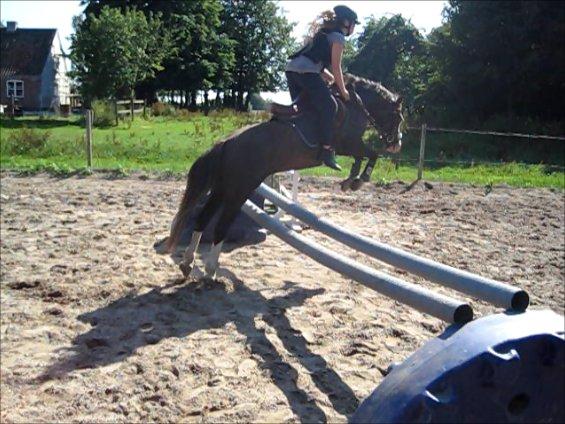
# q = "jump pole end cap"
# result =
<box><xmin>454</xmin><ymin>304</ymin><xmax>473</xmax><ymax>324</ymax></box>
<box><xmin>511</xmin><ymin>290</ymin><xmax>529</xmax><ymax>311</ymax></box>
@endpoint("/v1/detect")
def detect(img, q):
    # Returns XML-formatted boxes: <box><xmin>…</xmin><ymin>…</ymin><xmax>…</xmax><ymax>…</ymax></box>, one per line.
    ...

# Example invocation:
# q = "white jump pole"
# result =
<box><xmin>255</xmin><ymin>183</ymin><xmax>529</xmax><ymax>311</ymax></box>
<box><xmin>242</xmin><ymin>200</ymin><xmax>473</xmax><ymax>324</ymax></box>
<box><xmin>291</xmin><ymin>170</ymin><xmax>299</xmax><ymax>202</ymax></box>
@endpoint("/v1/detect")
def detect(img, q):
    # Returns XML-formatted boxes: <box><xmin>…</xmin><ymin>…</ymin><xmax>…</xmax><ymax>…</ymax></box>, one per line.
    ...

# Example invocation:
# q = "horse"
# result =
<box><xmin>334</xmin><ymin>76</ymin><xmax>404</xmax><ymax>192</ymax></box>
<box><xmin>166</xmin><ymin>73</ymin><xmax>404</xmax><ymax>279</ymax></box>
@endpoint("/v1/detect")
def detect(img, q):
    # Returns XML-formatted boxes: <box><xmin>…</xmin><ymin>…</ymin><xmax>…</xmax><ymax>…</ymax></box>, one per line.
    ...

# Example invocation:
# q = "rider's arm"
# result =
<box><xmin>331</xmin><ymin>43</ymin><xmax>349</xmax><ymax>100</ymax></box>
<box><xmin>321</xmin><ymin>68</ymin><xmax>335</xmax><ymax>85</ymax></box>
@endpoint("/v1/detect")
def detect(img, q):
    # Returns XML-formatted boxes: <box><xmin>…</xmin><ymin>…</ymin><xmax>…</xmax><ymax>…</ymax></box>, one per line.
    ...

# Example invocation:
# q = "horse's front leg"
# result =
<box><xmin>340</xmin><ymin>157</ymin><xmax>363</xmax><ymax>191</ymax></box>
<box><xmin>351</xmin><ymin>156</ymin><xmax>377</xmax><ymax>191</ymax></box>
<box><xmin>361</xmin><ymin>156</ymin><xmax>377</xmax><ymax>182</ymax></box>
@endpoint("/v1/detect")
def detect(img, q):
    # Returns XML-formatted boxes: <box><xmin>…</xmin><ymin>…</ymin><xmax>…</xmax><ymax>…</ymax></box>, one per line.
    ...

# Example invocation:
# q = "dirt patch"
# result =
<box><xmin>1</xmin><ymin>173</ymin><xmax>563</xmax><ymax>422</ymax></box>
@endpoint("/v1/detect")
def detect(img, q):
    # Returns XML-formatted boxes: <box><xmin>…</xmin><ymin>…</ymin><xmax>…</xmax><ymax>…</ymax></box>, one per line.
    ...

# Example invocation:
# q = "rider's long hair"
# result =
<box><xmin>304</xmin><ymin>10</ymin><xmax>339</xmax><ymax>43</ymax></box>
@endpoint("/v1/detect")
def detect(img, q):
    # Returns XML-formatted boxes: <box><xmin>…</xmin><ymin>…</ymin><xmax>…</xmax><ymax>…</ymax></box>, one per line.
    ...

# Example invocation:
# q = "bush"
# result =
<box><xmin>3</xmin><ymin>127</ymin><xmax>51</xmax><ymax>155</ymax></box>
<box><xmin>176</xmin><ymin>108</ymin><xmax>204</xmax><ymax>120</ymax></box>
<box><xmin>92</xmin><ymin>99</ymin><xmax>116</xmax><ymax>127</ymax></box>
<box><xmin>151</xmin><ymin>101</ymin><xmax>166</xmax><ymax>116</ymax></box>
<box><xmin>208</xmin><ymin>108</ymin><xmax>238</xmax><ymax>118</ymax></box>
<box><xmin>151</xmin><ymin>101</ymin><xmax>176</xmax><ymax>117</ymax></box>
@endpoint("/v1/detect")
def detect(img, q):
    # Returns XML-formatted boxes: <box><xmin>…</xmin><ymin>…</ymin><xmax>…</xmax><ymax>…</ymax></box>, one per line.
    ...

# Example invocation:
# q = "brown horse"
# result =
<box><xmin>167</xmin><ymin>74</ymin><xmax>403</xmax><ymax>278</ymax></box>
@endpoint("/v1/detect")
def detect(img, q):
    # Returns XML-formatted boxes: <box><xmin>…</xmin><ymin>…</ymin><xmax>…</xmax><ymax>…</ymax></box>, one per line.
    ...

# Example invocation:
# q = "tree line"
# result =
<box><xmin>72</xmin><ymin>0</ymin><xmax>295</xmax><ymax>111</ymax></box>
<box><xmin>71</xmin><ymin>0</ymin><xmax>565</xmax><ymax>131</ymax></box>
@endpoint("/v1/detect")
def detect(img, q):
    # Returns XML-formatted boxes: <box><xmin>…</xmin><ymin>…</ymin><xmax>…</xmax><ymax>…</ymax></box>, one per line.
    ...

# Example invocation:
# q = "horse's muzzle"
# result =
<box><xmin>385</xmin><ymin>131</ymin><xmax>402</xmax><ymax>153</ymax></box>
<box><xmin>386</xmin><ymin>144</ymin><xmax>401</xmax><ymax>154</ymax></box>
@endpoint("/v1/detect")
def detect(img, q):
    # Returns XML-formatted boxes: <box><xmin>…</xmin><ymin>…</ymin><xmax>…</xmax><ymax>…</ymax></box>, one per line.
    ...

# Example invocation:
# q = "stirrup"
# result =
<box><xmin>321</xmin><ymin>148</ymin><xmax>342</xmax><ymax>171</ymax></box>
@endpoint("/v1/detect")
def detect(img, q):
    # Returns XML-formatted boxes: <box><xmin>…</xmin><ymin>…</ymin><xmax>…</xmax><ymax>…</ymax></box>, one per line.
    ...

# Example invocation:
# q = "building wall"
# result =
<box><xmin>40</xmin><ymin>36</ymin><xmax>71</xmax><ymax>109</ymax></box>
<box><xmin>0</xmin><ymin>74</ymin><xmax>41</xmax><ymax>109</ymax></box>
<box><xmin>0</xmin><ymin>30</ymin><xmax>71</xmax><ymax>111</ymax></box>
<box><xmin>54</xmin><ymin>36</ymin><xmax>71</xmax><ymax>106</ymax></box>
<box><xmin>40</xmin><ymin>53</ymin><xmax>56</xmax><ymax>109</ymax></box>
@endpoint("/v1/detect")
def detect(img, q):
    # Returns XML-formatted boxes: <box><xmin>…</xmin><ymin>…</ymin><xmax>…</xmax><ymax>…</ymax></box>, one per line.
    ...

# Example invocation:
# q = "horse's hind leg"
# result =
<box><xmin>203</xmin><ymin>204</ymin><xmax>240</xmax><ymax>278</ymax></box>
<box><xmin>204</xmin><ymin>241</ymin><xmax>224</xmax><ymax>278</ymax></box>
<box><xmin>204</xmin><ymin>192</ymin><xmax>251</xmax><ymax>278</ymax></box>
<box><xmin>179</xmin><ymin>190</ymin><xmax>222</xmax><ymax>278</ymax></box>
<box><xmin>180</xmin><ymin>231</ymin><xmax>202</xmax><ymax>277</ymax></box>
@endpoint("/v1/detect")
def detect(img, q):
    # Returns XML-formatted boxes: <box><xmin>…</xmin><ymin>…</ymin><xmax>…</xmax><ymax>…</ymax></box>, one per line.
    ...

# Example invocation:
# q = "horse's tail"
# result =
<box><xmin>166</xmin><ymin>143</ymin><xmax>224</xmax><ymax>252</ymax></box>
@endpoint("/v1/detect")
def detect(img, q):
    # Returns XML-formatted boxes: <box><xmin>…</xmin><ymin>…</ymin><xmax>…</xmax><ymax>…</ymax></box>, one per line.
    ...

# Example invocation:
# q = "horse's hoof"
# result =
<box><xmin>340</xmin><ymin>179</ymin><xmax>353</xmax><ymax>191</ymax></box>
<box><xmin>205</xmin><ymin>268</ymin><xmax>217</xmax><ymax>280</ymax></box>
<box><xmin>351</xmin><ymin>178</ymin><xmax>364</xmax><ymax>191</ymax></box>
<box><xmin>361</xmin><ymin>174</ymin><xmax>371</xmax><ymax>183</ymax></box>
<box><xmin>179</xmin><ymin>262</ymin><xmax>192</xmax><ymax>278</ymax></box>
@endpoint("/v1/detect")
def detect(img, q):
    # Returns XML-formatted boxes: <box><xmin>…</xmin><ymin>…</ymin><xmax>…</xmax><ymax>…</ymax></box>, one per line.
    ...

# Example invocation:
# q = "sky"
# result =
<box><xmin>0</xmin><ymin>0</ymin><xmax>447</xmax><ymax>102</ymax></box>
<box><xmin>1</xmin><ymin>0</ymin><xmax>447</xmax><ymax>52</ymax></box>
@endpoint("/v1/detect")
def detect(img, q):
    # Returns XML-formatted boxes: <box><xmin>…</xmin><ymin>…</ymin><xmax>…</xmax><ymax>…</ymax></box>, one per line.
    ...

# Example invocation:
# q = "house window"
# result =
<box><xmin>6</xmin><ymin>80</ymin><xmax>24</xmax><ymax>98</ymax></box>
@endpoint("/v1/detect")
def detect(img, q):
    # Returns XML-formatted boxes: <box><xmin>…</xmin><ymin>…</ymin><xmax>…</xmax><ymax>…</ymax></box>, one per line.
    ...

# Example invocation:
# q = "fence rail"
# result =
<box><xmin>406</xmin><ymin>126</ymin><xmax>565</xmax><ymax>141</ymax></box>
<box><xmin>404</xmin><ymin>124</ymin><xmax>565</xmax><ymax>180</ymax></box>
<box><xmin>114</xmin><ymin>99</ymin><xmax>145</xmax><ymax>123</ymax></box>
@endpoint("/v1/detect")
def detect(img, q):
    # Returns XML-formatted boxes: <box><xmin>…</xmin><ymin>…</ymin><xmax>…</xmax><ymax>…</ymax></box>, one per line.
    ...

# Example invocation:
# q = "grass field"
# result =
<box><xmin>1</xmin><ymin>114</ymin><xmax>563</xmax><ymax>188</ymax></box>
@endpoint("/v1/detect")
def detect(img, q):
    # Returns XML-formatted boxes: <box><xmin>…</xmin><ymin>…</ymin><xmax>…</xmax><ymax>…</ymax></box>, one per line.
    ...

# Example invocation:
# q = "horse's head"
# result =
<box><xmin>345</xmin><ymin>74</ymin><xmax>404</xmax><ymax>154</ymax></box>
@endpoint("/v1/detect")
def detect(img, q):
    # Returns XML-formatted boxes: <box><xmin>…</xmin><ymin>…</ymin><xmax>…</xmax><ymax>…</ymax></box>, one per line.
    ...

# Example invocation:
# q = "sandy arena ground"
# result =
<box><xmin>1</xmin><ymin>173</ymin><xmax>563</xmax><ymax>423</ymax></box>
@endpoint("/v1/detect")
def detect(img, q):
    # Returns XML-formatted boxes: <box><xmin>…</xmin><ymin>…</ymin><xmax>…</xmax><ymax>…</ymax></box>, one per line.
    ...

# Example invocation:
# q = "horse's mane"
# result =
<box><xmin>344</xmin><ymin>73</ymin><xmax>400</xmax><ymax>104</ymax></box>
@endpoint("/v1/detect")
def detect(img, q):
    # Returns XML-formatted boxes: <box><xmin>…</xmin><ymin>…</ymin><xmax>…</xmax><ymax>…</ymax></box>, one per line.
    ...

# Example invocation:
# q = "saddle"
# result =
<box><xmin>268</xmin><ymin>91</ymin><xmax>348</xmax><ymax>148</ymax></box>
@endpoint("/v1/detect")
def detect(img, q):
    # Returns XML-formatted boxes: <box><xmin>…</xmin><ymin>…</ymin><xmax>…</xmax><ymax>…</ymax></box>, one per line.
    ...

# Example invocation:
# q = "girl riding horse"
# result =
<box><xmin>285</xmin><ymin>5</ymin><xmax>360</xmax><ymax>171</ymax></box>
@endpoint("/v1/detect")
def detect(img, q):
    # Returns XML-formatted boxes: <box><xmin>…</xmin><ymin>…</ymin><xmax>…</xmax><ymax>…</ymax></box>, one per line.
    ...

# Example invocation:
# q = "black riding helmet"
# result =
<box><xmin>333</xmin><ymin>5</ymin><xmax>360</xmax><ymax>25</ymax></box>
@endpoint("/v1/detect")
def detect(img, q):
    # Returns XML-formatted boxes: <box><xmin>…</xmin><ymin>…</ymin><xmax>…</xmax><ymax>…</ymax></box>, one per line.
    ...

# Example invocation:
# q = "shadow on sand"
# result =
<box><xmin>39</xmin><ymin>269</ymin><xmax>359</xmax><ymax>421</ymax></box>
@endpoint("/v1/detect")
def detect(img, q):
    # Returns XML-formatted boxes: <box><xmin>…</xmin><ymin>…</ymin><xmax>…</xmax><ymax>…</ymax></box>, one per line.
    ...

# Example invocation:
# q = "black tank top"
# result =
<box><xmin>289</xmin><ymin>28</ymin><xmax>344</xmax><ymax>70</ymax></box>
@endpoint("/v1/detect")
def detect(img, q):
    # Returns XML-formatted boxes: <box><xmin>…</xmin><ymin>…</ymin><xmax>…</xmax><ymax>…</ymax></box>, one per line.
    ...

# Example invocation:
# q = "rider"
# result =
<box><xmin>285</xmin><ymin>5</ymin><xmax>359</xmax><ymax>171</ymax></box>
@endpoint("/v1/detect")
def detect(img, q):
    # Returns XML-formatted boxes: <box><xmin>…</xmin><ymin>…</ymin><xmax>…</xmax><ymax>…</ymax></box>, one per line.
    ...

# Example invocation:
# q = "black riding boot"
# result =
<box><xmin>321</xmin><ymin>147</ymin><xmax>342</xmax><ymax>171</ymax></box>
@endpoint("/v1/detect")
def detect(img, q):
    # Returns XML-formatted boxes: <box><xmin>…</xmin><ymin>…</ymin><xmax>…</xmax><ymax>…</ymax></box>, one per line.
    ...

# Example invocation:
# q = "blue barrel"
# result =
<box><xmin>352</xmin><ymin>309</ymin><xmax>564</xmax><ymax>423</ymax></box>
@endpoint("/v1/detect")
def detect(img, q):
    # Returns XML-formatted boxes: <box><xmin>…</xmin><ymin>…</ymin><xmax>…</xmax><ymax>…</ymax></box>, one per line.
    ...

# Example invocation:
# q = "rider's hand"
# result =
<box><xmin>341</xmin><ymin>90</ymin><xmax>350</xmax><ymax>101</ymax></box>
<box><xmin>321</xmin><ymin>71</ymin><xmax>335</xmax><ymax>86</ymax></box>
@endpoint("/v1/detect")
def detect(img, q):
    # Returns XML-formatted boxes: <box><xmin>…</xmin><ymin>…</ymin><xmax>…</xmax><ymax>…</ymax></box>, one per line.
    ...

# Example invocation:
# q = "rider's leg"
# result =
<box><xmin>286</xmin><ymin>71</ymin><xmax>310</xmax><ymax>112</ymax></box>
<box><xmin>301</xmin><ymin>73</ymin><xmax>340</xmax><ymax>170</ymax></box>
<box><xmin>285</xmin><ymin>71</ymin><xmax>302</xmax><ymax>102</ymax></box>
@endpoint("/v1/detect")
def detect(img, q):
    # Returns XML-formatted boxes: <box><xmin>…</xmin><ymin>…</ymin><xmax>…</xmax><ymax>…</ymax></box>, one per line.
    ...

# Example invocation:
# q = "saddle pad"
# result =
<box><xmin>272</xmin><ymin>112</ymin><xmax>321</xmax><ymax>148</ymax></box>
<box><xmin>271</xmin><ymin>96</ymin><xmax>347</xmax><ymax>149</ymax></box>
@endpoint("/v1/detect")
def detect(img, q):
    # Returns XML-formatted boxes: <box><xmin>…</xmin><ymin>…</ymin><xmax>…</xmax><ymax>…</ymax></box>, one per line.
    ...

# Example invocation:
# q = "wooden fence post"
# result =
<box><xmin>417</xmin><ymin>123</ymin><xmax>427</xmax><ymax>180</ymax></box>
<box><xmin>114</xmin><ymin>100</ymin><xmax>118</xmax><ymax>126</ymax></box>
<box><xmin>85</xmin><ymin>109</ymin><xmax>93</xmax><ymax>170</ymax></box>
<box><xmin>130</xmin><ymin>91</ymin><xmax>134</xmax><ymax>121</ymax></box>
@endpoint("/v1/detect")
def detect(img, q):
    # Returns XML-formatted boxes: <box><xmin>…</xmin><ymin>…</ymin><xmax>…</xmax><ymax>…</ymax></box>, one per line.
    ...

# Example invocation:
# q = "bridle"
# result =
<box><xmin>348</xmin><ymin>89</ymin><xmax>401</xmax><ymax>153</ymax></box>
<box><xmin>350</xmin><ymin>91</ymin><xmax>380</xmax><ymax>135</ymax></box>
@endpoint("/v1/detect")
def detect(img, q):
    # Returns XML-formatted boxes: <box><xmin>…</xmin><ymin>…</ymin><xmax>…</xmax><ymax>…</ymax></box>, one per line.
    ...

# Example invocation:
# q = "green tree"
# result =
<box><xmin>348</xmin><ymin>15</ymin><xmax>425</xmax><ymax>114</ymax></box>
<box><xmin>70</xmin><ymin>6</ymin><xmax>171</xmax><ymax>109</ymax></box>
<box><xmin>220</xmin><ymin>0</ymin><xmax>294</xmax><ymax>110</ymax></box>
<box><xmin>81</xmin><ymin>0</ymin><xmax>235</xmax><ymax>108</ymax></box>
<box><xmin>168</xmin><ymin>0</ymin><xmax>234</xmax><ymax>109</ymax></box>
<box><xmin>349</xmin><ymin>15</ymin><xmax>423</xmax><ymax>85</ymax></box>
<box><xmin>424</xmin><ymin>1</ymin><xmax>565</xmax><ymax>128</ymax></box>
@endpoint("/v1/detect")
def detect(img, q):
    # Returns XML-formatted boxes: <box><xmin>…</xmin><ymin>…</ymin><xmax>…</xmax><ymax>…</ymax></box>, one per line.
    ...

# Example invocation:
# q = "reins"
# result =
<box><xmin>349</xmin><ymin>89</ymin><xmax>382</xmax><ymax>138</ymax></box>
<box><xmin>332</xmin><ymin>83</ymin><xmax>382</xmax><ymax>137</ymax></box>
